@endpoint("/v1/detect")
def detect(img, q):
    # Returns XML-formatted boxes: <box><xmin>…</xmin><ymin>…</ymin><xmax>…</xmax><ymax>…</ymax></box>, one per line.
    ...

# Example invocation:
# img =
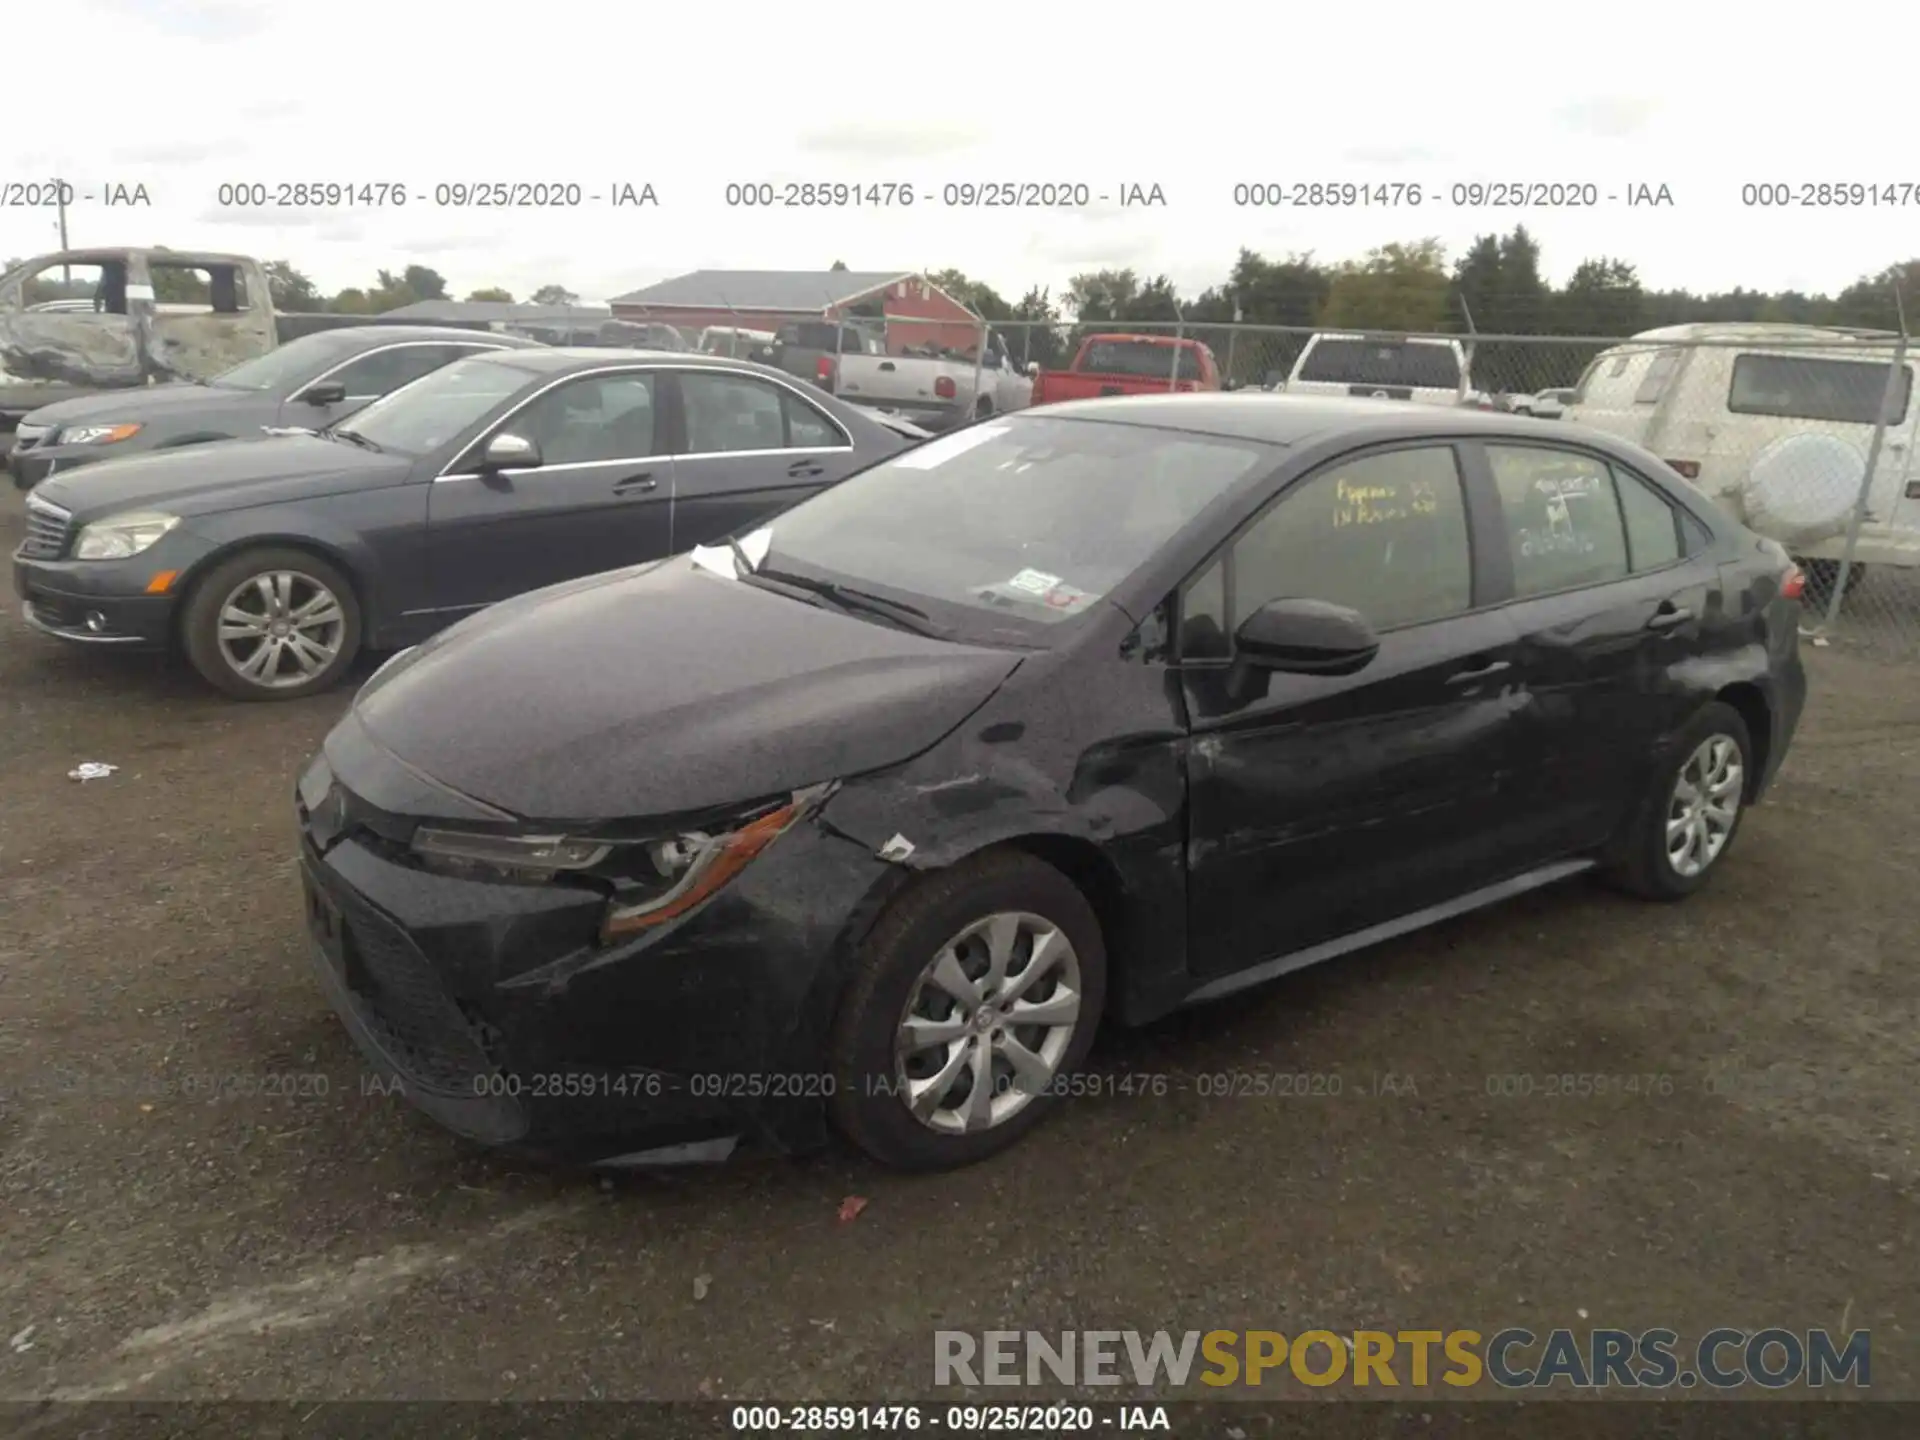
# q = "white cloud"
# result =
<box><xmin>1</xmin><ymin>0</ymin><xmax>1912</xmax><ymax>307</ymax></box>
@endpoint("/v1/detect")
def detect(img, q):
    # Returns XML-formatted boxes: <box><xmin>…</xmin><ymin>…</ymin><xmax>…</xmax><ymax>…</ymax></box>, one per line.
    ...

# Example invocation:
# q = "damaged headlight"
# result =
<box><xmin>409</xmin><ymin>781</ymin><xmax>837</xmax><ymax>943</ymax></box>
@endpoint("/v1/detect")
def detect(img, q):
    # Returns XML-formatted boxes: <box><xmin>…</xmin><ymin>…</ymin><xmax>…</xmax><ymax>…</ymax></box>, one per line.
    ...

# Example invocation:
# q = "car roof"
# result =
<box><xmin>1014</xmin><ymin>392</ymin><xmax>1642</xmax><ymax>450</ymax></box>
<box><xmin>461</xmin><ymin>346</ymin><xmax>816</xmax><ymax>380</ymax></box>
<box><xmin>319</xmin><ymin>325</ymin><xmax>545</xmax><ymax>349</ymax></box>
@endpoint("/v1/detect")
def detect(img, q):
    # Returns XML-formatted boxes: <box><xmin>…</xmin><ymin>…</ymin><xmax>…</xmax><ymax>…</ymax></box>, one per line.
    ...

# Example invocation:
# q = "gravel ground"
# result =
<box><xmin>1</xmin><ymin>484</ymin><xmax>1916</xmax><ymax>1408</ymax></box>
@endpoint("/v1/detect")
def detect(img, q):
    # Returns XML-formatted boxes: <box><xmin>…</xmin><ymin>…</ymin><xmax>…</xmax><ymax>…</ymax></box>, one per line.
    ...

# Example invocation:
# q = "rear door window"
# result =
<box><xmin>1487</xmin><ymin>445</ymin><xmax>1630</xmax><ymax>596</ymax></box>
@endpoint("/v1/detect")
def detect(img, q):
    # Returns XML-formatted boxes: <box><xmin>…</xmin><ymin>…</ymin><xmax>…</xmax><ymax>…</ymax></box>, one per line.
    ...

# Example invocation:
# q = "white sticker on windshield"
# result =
<box><xmin>1006</xmin><ymin>568</ymin><xmax>1061</xmax><ymax>595</ymax></box>
<box><xmin>891</xmin><ymin>423</ymin><xmax>1010</xmax><ymax>469</ymax></box>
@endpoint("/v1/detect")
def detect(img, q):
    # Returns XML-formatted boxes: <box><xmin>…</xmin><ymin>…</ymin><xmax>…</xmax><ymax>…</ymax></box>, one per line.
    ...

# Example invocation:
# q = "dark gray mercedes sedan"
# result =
<box><xmin>7</xmin><ymin>325</ymin><xmax>544</xmax><ymax>490</ymax></box>
<box><xmin>13</xmin><ymin>349</ymin><xmax>926</xmax><ymax>699</ymax></box>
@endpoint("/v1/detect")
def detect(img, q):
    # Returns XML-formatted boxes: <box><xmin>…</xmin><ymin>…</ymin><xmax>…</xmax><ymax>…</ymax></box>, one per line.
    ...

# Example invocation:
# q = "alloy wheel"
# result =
<box><xmin>893</xmin><ymin>911</ymin><xmax>1084</xmax><ymax>1134</ymax></box>
<box><xmin>1666</xmin><ymin>735</ymin><xmax>1743</xmax><ymax>878</ymax></box>
<box><xmin>215</xmin><ymin>570</ymin><xmax>347</xmax><ymax>689</ymax></box>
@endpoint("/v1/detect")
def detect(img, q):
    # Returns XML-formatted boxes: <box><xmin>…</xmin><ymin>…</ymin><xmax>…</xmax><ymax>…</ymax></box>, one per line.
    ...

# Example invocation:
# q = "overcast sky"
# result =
<box><xmin>5</xmin><ymin>0</ymin><xmax>1913</xmax><ymax>310</ymax></box>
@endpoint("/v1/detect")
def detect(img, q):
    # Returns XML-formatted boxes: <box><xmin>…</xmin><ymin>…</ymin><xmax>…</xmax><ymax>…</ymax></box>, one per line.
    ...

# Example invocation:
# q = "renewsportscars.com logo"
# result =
<box><xmin>934</xmin><ymin>1328</ymin><xmax>1871</xmax><ymax>1391</ymax></box>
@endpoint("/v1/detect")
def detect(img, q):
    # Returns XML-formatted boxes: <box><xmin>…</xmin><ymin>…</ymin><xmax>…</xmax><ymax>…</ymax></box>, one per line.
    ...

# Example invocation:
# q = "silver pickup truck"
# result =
<box><xmin>831</xmin><ymin>332</ymin><xmax>1037</xmax><ymax>431</ymax></box>
<box><xmin>0</xmin><ymin>247</ymin><xmax>278</xmax><ymax>423</ymax></box>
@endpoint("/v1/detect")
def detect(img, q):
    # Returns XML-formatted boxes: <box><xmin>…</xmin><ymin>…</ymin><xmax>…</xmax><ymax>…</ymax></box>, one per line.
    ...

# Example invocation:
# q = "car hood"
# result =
<box><xmin>33</xmin><ymin>433</ymin><xmax>409</xmax><ymax>520</ymax></box>
<box><xmin>347</xmin><ymin>556</ymin><xmax>1026</xmax><ymax>822</ymax></box>
<box><xmin>24</xmin><ymin>382</ymin><xmax>232</xmax><ymax>426</ymax></box>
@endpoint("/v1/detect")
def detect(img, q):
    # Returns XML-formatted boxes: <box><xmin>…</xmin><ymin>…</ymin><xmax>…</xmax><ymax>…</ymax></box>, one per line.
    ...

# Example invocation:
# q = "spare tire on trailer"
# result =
<box><xmin>1734</xmin><ymin>433</ymin><xmax>1865</xmax><ymax>548</ymax></box>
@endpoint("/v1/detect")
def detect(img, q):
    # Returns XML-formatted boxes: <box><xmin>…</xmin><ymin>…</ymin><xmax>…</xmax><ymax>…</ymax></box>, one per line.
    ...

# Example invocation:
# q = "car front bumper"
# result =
<box><xmin>293</xmin><ymin>731</ymin><xmax>897</xmax><ymax>1166</ymax></box>
<box><xmin>14</xmin><ymin>554</ymin><xmax>181</xmax><ymax>647</ymax></box>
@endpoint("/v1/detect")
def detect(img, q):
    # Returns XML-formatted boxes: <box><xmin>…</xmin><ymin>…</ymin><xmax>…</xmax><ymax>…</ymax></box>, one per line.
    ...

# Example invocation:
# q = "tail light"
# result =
<box><xmin>1666</xmin><ymin>459</ymin><xmax>1702</xmax><ymax>479</ymax></box>
<box><xmin>934</xmin><ymin>376</ymin><xmax>957</xmax><ymax>400</ymax></box>
<box><xmin>1780</xmin><ymin>565</ymin><xmax>1806</xmax><ymax>602</ymax></box>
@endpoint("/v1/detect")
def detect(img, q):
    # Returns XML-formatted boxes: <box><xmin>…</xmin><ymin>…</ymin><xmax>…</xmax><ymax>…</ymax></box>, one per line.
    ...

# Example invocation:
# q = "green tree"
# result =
<box><xmin>1552</xmin><ymin>258</ymin><xmax>1644</xmax><ymax>337</ymax></box>
<box><xmin>829</xmin><ymin>259</ymin><xmax>849</xmax><ymax>271</ymax></box>
<box><xmin>529</xmin><ymin>283</ymin><xmax>579</xmax><ymax>306</ymax></box>
<box><xmin>264</xmin><ymin>260</ymin><xmax>323</xmax><ymax>311</ymax></box>
<box><xmin>1319</xmin><ymin>240</ymin><xmax>1452</xmax><ymax>331</ymax></box>
<box><xmin>402</xmin><ymin>265</ymin><xmax>448</xmax><ymax>301</ymax></box>
<box><xmin>466</xmin><ymin>286</ymin><xmax>514</xmax><ymax>302</ymax></box>
<box><xmin>1064</xmin><ymin>269</ymin><xmax>1142</xmax><ymax>323</ymax></box>
<box><xmin>1830</xmin><ymin>260</ymin><xmax>1920</xmax><ymax>330</ymax></box>
<box><xmin>1006</xmin><ymin>285</ymin><xmax>1064</xmax><ymax>369</ymax></box>
<box><xmin>329</xmin><ymin>287</ymin><xmax>373</xmax><ymax>314</ymax></box>
<box><xmin>925</xmin><ymin>268</ymin><xmax>1010</xmax><ymax>321</ymax></box>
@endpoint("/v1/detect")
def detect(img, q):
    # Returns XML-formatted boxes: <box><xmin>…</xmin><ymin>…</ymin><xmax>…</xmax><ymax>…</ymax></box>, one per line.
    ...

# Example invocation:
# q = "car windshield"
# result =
<box><xmin>754</xmin><ymin>416</ymin><xmax>1268</xmax><ymax>636</ymax></box>
<box><xmin>334</xmin><ymin>354</ymin><xmax>535</xmax><ymax>455</ymax></box>
<box><xmin>208</xmin><ymin>332</ymin><xmax>359</xmax><ymax>393</ymax></box>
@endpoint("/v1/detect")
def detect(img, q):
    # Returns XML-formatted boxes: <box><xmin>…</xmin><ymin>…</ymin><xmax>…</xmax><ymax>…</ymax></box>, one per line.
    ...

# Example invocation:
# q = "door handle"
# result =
<box><xmin>1447</xmin><ymin>658</ymin><xmax>1512</xmax><ymax>685</ymax></box>
<box><xmin>1647</xmin><ymin>603</ymin><xmax>1693</xmax><ymax>630</ymax></box>
<box><xmin>787</xmin><ymin>460</ymin><xmax>826</xmax><ymax>477</ymax></box>
<box><xmin>613</xmin><ymin>474</ymin><xmax>657</xmax><ymax>494</ymax></box>
<box><xmin>878</xmin><ymin>361</ymin><xmax>896</xmax><ymax>372</ymax></box>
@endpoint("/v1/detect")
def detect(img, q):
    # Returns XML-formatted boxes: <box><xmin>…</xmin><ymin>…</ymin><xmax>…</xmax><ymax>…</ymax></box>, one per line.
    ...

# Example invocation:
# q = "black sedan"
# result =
<box><xmin>293</xmin><ymin>394</ymin><xmax>1808</xmax><ymax>1172</ymax></box>
<box><xmin>14</xmin><ymin>349</ymin><xmax>924</xmax><ymax>699</ymax></box>
<box><xmin>7</xmin><ymin>325</ymin><xmax>543</xmax><ymax>490</ymax></box>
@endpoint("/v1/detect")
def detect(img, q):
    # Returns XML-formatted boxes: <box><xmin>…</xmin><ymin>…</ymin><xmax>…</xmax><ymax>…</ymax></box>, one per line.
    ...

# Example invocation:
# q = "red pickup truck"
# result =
<box><xmin>1029</xmin><ymin>334</ymin><xmax>1222</xmax><ymax>406</ymax></box>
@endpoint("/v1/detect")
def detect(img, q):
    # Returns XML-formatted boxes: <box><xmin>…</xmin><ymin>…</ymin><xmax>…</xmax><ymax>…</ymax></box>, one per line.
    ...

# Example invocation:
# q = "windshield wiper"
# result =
<box><xmin>725</xmin><ymin>534</ymin><xmax>754</xmax><ymax>577</ymax></box>
<box><xmin>751</xmin><ymin>566</ymin><xmax>940</xmax><ymax>635</ymax></box>
<box><xmin>328</xmin><ymin>428</ymin><xmax>383</xmax><ymax>452</ymax></box>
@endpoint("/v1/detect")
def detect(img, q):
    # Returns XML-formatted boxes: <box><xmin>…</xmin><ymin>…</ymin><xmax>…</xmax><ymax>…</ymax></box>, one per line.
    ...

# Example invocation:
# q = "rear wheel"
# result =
<box><xmin>827</xmin><ymin>850</ymin><xmax>1106</xmax><ymax>1171</ymax></box>
<box><xmin>180</xmin><ymin>547</ymin><xmax>362</xmax><ymax>700</ymax></box>
<box><xmin>1604</xmin><ymin>701</ymin><xmax>1753</xmax><ymax>900</ymax></box>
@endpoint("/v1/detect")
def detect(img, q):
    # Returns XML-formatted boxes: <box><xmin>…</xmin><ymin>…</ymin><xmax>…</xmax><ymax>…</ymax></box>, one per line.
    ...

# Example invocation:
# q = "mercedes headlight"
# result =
<box><xmin>409</xmin><ymin>782</ymin><xmax>837</xmax><ymax>943</ymax></box>
<box><xmin>59</xmin><ymin>423</ymin><xmax>144</xmax><ymax>445</ymax></box>
<box><xmin>73</xmin><ymin>510</ymin><xmax>180</xmax><ymax>559</ymax></box>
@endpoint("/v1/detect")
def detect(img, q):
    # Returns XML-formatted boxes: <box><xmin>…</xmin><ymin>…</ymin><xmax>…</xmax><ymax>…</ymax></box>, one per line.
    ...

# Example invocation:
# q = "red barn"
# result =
<box><xmin>608</xmin><ymin>270</ymin><xmax>982</xmax><ymax>355</ymax></box>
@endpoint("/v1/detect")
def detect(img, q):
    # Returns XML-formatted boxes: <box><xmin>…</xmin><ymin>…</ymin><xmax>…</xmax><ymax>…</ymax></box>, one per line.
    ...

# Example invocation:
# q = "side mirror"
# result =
<box><xmin>302</xmin><ymin>381</ymin><xmax>347</xmax><ymax>406</ymax></box>
<box><xmin>1234</xmin><ymin>598</ymin><xmax>1379</xmax><ymax>675</ymax></box>
<box><xmin>479</xmin><ymin>432</ymin><xmax>541</xmax><ymax>470</ymax></box>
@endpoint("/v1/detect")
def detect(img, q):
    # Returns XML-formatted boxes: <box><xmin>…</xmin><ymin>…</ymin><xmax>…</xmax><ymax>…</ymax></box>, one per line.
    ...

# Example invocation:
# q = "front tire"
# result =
<box><xmin>180</xmin><ymin>547</ymin><xmax>362</xmax><ymax>700</ymax></box>
<box><xmin>827</xmin><ymin>850</ymin><xmax>1107</xmax><ymax>1171</ymax></box>
<box><xmin>1605</xmin><ymin>701</ymin><xmax>1753</xmax><ymax>900</ymax></box>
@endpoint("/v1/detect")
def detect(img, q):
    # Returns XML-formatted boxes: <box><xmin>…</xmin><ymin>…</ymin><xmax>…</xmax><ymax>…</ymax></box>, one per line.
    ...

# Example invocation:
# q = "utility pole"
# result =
<box><xmin>58</xmin><ymin>177</ymin><xmax>72</xmax><ymax>287</ymax></box>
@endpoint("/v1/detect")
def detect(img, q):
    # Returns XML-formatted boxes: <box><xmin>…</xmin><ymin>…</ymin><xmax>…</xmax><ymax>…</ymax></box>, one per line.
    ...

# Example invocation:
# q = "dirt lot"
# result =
<box><xmin>1</xmin><ymin>482</ymin><xmax>1917</xmax><ymax>1408</ymax></box>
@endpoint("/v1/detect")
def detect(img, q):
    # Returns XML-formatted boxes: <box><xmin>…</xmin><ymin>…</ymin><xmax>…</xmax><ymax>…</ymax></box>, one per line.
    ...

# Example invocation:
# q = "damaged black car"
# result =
<box><xmin>297</xmin><ymin>396</ymin><xmax>1807</xmax><ymax>1172</ymax></box>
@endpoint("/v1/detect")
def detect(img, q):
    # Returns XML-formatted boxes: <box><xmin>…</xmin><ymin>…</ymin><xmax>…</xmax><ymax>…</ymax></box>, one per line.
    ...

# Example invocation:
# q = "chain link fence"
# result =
<box><xmin>956</xmin><ymin>317</ymin><xmax>1920</xmax><ymax>658</ymax></box>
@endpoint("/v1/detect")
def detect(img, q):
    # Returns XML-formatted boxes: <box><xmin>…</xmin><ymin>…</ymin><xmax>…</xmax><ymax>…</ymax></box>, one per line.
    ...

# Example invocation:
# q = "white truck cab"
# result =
<box><xmin>1282</xmin><ymin>332</ymin><xmax>1472</xmax><ymax>407</ymax></box>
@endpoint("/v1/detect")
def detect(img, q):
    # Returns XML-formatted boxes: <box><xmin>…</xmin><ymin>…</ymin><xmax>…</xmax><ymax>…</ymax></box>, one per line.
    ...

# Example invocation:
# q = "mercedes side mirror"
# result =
<box><xmin>479</xmin><ymin>432</ymin><xmax>541</xmax><ymax>470</ymax></box>
<box><xmin>1234</xmin><ymin>597</ymin><xmax>1379</xmax><ymax>675</ymax></box>
<box><xmin>302</xmin><ymin>381</ymin><xmax>347</xmax><ymax>406</ymax></box>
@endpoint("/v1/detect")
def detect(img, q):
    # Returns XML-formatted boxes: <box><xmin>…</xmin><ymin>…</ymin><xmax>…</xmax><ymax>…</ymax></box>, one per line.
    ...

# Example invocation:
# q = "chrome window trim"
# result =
<box><xmin>295</xmin><ymin>340</ymin><xmax>516</xmax><ymax>403</ymax></box>
<box><xmin>433</xmin><ymin>361</ymin><xmax>855</xmax><ymax>481</ymax></box>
